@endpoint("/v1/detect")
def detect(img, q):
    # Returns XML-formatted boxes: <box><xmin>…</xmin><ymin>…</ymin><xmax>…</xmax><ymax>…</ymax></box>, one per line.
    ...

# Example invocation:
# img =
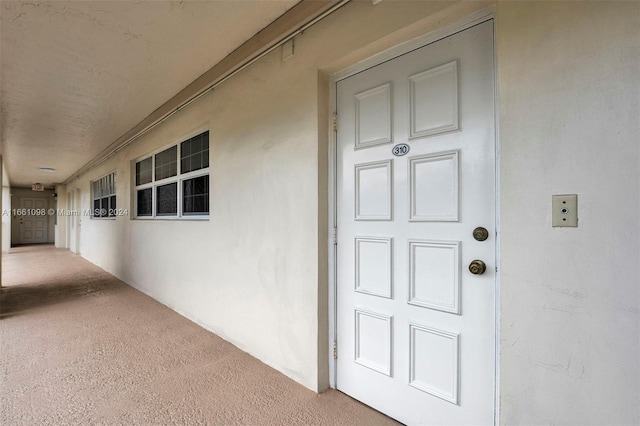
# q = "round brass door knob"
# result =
<box><xmin>469</xmin><ymin>260</ymin><xmax>487</xmax><ymax>275</ymax></box>
<box><xmin>473</xmin><ymin>227</ymin><xmax>489</xmax><ymax>241</ymax></box>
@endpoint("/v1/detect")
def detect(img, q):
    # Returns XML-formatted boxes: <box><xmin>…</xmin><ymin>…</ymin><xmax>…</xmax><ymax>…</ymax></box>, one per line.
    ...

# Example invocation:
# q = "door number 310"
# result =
<box><xmin>392</xmin><ymin>143</ymin><xmax>410</xmax><ymax>156</ymax></box>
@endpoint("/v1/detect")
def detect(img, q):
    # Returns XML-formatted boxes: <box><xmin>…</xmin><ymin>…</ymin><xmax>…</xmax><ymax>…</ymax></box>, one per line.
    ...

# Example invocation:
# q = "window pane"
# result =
<box><xmin>183</xmin><ymin>175</ymin><xmax>209</xmax><ymax>215</ymax></box>
<box><xmin>181</xmin><ymin>157</ymin><xmax>190</xmax><ymax>174</ymax></box>
<box><xmin>192</xmin><ymin>153</ymin><xmax>202</xmax><ymax>171</ymax></box>
<box><xmin>109</xmin><ymin>195</ymin><xmax>116</xmax><ymax>217</ymax></box>
<box><xmin>137</xmin><ymin>188</ymin><xmax>152</xmax><ymax>216</ymax></box>
<box><xmin>155</xmin><ymin>146</ymin><xmax>177</xmax><ymax>180</ymax></box>
<box><xmin>202</xmin><ymin>146</ymin><xmax>209</xmax><ymax>168</ymax></box>
<box><xmin>93</xmin><ymin>173</ymin><xmax>116</xmax><ymax>218</ymax></box>
<box><xmin>192</xmin><ymin>136</ymin><xmax>202</xmax><ymax>154</ymax></box>
<box><xmin>136</xmin><ymin>157</ymin><xmax>152</xmax><ymax>185</ymax></box>
<box><xmin>182</xmin><ymin>139</ymin><xmax>191</xmax><ymax>156</ymax></box>
<box><xmin>100</xmin><ymin>197</ymin><xmax>109</xmax><ymax>217</ymax></box>
<box><xmin>156</xmin><ymin>182</ymin><xmax>177</xmax><ymax>216</ymax></box>
<box><xmin>181</xmin><ymin>131</ymin><xmax>209</xmax><ymax>174</ymax></box>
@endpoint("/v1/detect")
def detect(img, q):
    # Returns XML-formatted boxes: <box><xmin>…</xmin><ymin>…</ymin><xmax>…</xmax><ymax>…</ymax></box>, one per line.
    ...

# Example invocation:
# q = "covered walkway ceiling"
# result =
<box><xmin>0</xmin><ymin>0</ymin><xmax>302</xmax><ymax>188</ymax></box>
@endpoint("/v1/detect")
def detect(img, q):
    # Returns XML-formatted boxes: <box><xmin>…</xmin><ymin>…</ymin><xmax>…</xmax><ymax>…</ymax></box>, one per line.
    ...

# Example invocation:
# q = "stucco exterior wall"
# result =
<box><xmin>497</xmin><ymin>1</ymin><xmax>639</xmax><ymax>424</ymax></box>
<box><xmin>62</xmin><ymin>1</ymin><xmax>639</xmax><ymax>422</ymax></box>
<box><xmin>2</xmin><ymin>163</ymin><xmax>10</xmax><ymax>254</ymax></box>
<box><xmin>53</xmin><ymin>185</ymin><xmax>67</xmax><ymax>249</ymax></box>
<box><xmin>65</xmin><ymin>0</ymin><xmax>477</xmax><ymax>392</ymax></box>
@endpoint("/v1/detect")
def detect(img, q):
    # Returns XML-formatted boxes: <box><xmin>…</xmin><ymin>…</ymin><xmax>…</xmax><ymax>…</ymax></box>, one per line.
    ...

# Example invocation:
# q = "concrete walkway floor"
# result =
<box><xmin>1</xmin><ymin>245</ymin><xmax>398</xmax><ymax>425</ymax></box>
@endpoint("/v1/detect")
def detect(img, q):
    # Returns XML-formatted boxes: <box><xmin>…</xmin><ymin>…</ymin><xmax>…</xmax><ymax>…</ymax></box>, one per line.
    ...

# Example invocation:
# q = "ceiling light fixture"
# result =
<box><xmin>39</xmin><ymin>167</ymin><xmax>55</xmax><ymax>173</ymax></box>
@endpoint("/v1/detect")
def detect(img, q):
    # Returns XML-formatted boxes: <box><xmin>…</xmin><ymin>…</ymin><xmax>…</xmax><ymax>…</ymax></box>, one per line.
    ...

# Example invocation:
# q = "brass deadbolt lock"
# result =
<box><xmin>469</xmin><ymin>260</ymin><xmax>487</xmax><ymax>275</ymax></box>
<box><xmin>473</xmin><ymin>227</ymin><xmax>489</xmax><ymax>241</ymax></box>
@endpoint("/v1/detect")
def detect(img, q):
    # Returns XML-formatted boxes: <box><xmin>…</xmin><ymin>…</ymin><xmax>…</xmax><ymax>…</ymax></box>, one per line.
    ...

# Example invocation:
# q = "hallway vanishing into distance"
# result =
<box><xmin>0</xmin><ymin>245</ymin><xmax>397</xmax><ymax>425</ymax></box>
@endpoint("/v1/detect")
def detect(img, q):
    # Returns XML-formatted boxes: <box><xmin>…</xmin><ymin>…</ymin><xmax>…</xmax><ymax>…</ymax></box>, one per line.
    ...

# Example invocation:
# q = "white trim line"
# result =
<box><xmin>492</xmin><ymin>13</ymin><xmax>502</xmax><ymax>426</ymax></box>
<box><xmin>328</xmin><ymin>72</ymin><xmax>338</xmax><ymax>388</ymax></box>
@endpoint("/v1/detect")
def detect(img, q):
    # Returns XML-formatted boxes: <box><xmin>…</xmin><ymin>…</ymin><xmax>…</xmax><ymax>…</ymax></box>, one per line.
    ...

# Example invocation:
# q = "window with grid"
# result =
<box><xmin>92</xmin><ymin>172</ymin><xmax>116</xmax><ymax>218</ymax></box>
<box><xmin>134</xmin><ymin>131</ymin><xmax>209</xmax><ymax>219</ymax></box>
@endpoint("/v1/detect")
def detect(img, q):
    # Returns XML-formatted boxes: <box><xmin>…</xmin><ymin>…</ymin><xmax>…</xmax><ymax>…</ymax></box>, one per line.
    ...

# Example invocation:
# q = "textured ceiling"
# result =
<box><xmin>1</xmin><ymin>0</ymin><xmax>299</xmax><ymax>187</ymax></box>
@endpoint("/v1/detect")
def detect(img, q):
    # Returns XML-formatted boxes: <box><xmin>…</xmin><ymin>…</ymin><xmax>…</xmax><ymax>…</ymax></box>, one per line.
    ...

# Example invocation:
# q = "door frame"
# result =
<box><xmin>327</xmin><ymin>7</ymin><xmax>501</xmax><ymax>423</ymax></box>
<box><xmin>75</xmin><ymin>188</ymin><xmax>81</xmax><ymax>254</ymax></box>
<box><xmin>66</xmin><ymin>191</ymin><xmax>72</xmax><ymax>250</ymax></box>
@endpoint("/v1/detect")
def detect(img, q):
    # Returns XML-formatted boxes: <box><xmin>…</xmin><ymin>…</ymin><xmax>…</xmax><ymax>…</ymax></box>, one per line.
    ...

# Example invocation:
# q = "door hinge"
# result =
<box><xmin>332</xmin><ymin>227</ymin><xmax>338</xmax><ymax>245</ymax></box>
<box><xmin>333</xmin><ymin>341</ymin><xmax>338</xmax><ymax>359</ymax></box>
<box><xmin>332</xmin><ymin>112</ymin><xmax>338</xmax><ymax>132</ymax></box>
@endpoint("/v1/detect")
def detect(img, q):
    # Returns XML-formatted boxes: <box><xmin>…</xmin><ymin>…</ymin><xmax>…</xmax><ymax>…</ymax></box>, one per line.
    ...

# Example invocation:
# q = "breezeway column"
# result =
<box><xmin>54</xmin><ymin>185</ymin><xmax>67</xmax><ymax>249</ymax></box>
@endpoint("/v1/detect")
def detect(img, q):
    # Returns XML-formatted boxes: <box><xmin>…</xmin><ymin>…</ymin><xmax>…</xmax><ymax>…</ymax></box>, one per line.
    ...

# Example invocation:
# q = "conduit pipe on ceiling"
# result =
<box><xmin>63</xmin><ymin>0</ymin><xmax>350</xmax><ymax>184</ymax></box>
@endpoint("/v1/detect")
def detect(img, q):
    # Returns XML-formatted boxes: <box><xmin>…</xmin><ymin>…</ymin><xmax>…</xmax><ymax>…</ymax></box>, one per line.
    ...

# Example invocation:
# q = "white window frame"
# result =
<box><xmin>133</xmin><ymin>130</ymin><xmax>210</xmax><ymax>220</ymax></box>
<box><xmin>91</xmin><ymin>171</ymin><xmax>117</xmax><ymax>220</ymax></box>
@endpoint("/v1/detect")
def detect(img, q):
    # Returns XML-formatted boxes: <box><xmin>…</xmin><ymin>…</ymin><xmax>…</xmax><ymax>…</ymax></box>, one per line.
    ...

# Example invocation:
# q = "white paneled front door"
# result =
<box><xmin>335</xmin><ymin>21</ymin><xmax>496</xmax><ymax>425</ymax></box>
<box><xmin>19</xmin><ymin>198</ymin><xmax>49</xmax><ymax>244</ymax></box>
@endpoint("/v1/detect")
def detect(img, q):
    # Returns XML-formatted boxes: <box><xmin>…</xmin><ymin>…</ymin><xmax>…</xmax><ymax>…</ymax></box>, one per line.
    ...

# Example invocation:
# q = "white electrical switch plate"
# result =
<box><xmin>552</xmin><ymin>194</ymin><xmax>578</xmax><ymax>227</ymax></box>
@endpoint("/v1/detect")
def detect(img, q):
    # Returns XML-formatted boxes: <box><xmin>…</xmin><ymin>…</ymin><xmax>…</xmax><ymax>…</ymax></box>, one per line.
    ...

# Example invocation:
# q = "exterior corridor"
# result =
<box><xmin>0</xmin><ymin>245</ymin><xmax>397</xmax><ymax>425</ymax></box>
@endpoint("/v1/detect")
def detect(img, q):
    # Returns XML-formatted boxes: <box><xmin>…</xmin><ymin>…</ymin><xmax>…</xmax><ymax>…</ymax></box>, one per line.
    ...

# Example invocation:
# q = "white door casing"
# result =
<box><xmin>335</xmin><ymin>21</ymin><xmax>496</xmax><ymax>425</ymax></box>
<box><xmin>66</xmin><ymin>191</ymin><xmax>72</xmax><ymax>249</ymax></box>
<box><xmin>75</xmin><ymin>189</ymin><xmax>81</xmax><ymax>254</ymax></box>
<box><xmin>19</xmin><ymin>197</ymin><xmax>49</xmax><ymax>244</ymax></box>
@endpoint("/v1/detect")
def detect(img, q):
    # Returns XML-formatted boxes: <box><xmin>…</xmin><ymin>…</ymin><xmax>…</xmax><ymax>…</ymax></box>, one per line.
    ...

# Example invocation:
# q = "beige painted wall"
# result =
<box><xmin>54</xmin><ymin>185</ymin><xmax>67</xmax><ymax>249</ymax></box>
<box><xmin>63</xmin><ymin>0</ymin><xmax>639</xmax><ymax>422</ymax></box>
<box><xmin>65</xmin><ymin>0</ymin><xmax>476</xmax><ymax>392</ymax></box>
<box><xmin>497</xmin><ymin>1</ymin><xmax>639</xmax><ymax>424</ymax></box>
<box><xmin>2</xmin><ymin>161</ymin><xmax>10</xmax><ymax>254</ymax></box>
<box><xmin>2</xmin><ymin>187</ymin><xmax>11</xmax><ymax>253</ymax></box>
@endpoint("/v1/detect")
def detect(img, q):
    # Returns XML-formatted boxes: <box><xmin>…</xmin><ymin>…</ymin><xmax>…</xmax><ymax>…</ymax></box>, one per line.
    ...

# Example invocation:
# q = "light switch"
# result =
<box><xmin>552</xmin><ymin>194</ymin><xmax>578</xmax><ymax>227</ymax></box>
